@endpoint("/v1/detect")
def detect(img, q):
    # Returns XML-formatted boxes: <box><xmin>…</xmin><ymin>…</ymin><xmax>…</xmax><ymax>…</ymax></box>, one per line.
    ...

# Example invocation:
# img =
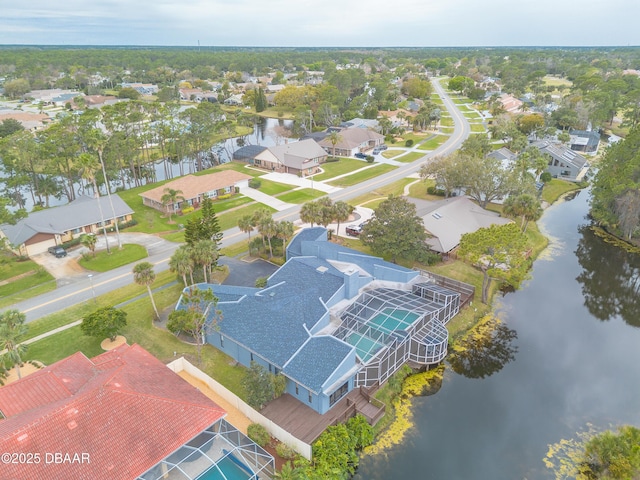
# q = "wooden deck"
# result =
<box><xmin>260</xmin><ymin>387</ymin><xmax>385</xmax><ymax>445</ymax></box>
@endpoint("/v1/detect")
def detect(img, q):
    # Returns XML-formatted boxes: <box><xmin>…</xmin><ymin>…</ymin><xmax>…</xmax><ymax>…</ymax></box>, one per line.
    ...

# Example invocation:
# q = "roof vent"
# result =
<box><xmin>432</xmin><ymin>212</ymin><xmax>443</xmax><ymax>219</ymax></box>
<box><xmin>17</xmin><ymin>434</ymin><xmax>28</xmax><ymax>442</ymax></box>
<box><xmin>67</xmin><ymin>420</ymin><xmax>78</xmax><ymax>430</ymax></box>
<box><xmin>316</xmin><ymin>266</ymin><xmax>328</xmax><ymax>274</ymax></box>
<box><xmin>269</xmin><ymin>292</ymin><xmax>276</xmax><ymax>297</ymax></box>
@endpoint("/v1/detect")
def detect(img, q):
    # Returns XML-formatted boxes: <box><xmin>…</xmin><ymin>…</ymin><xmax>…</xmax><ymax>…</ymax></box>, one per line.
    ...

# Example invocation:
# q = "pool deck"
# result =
<box><xmin>260</xmin><ymin>387</ymin><xmax>384</xmax><ymax>445</ymax></box>
<box><xmin>178</xmin><ymin>371</ymin><xmax>252</xmax><ymax>434</ymax></box>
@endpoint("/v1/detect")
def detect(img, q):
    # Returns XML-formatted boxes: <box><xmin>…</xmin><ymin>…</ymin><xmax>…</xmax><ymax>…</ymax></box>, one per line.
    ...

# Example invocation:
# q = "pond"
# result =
<box><xmin>355</xmin><ymin>189</ymin><xmax>640</xmax><ymax>479</ymax></box>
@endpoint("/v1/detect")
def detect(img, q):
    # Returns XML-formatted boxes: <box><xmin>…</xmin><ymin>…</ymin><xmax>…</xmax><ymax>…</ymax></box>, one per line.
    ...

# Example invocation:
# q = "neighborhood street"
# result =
<box><xmin>7</xmin><ymin>78</ymin><xmax>470</xmax><ymax>323</ymax></box>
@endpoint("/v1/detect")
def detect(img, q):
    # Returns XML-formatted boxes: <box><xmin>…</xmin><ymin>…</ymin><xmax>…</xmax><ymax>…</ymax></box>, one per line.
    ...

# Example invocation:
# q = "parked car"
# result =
<box><xmin>354</xmin><ymin>152</ymin><xmax>367</xmax><ymax>159</ymax></box>
<box><xmin>345</xmin><ymin>222</ymin><xmax>367</xmax><ymax>236</ymax></box>
<box><xmin>373</xmin><ymin>147</ymin><xmax>382</xmax><ymax>155</ymax></box>
<box><xmin>47</xmin><ymin>246</ymin><xmax>67</xmax><ymax>258</ymax></box>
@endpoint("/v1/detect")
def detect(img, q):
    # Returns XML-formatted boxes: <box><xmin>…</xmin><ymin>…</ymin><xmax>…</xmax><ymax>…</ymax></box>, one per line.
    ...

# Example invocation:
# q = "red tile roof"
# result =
<box><xmin>0</xmin><ymin>344</ymin><xmax>225</xmax><ymax>480</ymax></box>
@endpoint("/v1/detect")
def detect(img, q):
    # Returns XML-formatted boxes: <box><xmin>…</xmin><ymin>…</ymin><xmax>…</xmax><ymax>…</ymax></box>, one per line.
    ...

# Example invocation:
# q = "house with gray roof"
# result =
<box><xmin>410</xmin><ymin>196</ymin><xmax>512</xmax><ymax>255</ymax></box>
<box><xmin>569</xmin><ymin>129</ymin><xmax>600</xmax><ymax>155</ymax></box>
<box><xmin>0</xmin><ymin>195</ymin><xmax>133</xmax><ymax>256</ymax></box>
<box><xmin>251</xmin><ymin>139</ymin><xmax>327</xmax><ymax>176</ymax></box>
<box><xmin>178</xmin><ymin>228</ymin><xmax>467</xmax><ymax>416</ymax></box>
<box><xmin>532</xmin><ymin>140</ymin><xmax>589</xmax><ymax>181</ymax></box>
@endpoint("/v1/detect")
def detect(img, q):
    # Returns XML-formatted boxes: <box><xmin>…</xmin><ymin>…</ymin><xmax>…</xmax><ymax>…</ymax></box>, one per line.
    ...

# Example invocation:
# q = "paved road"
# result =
<box><xmin>8</xmin><ymin>78</ymin><xmax>470</xmax><ymax>323</ymax></box>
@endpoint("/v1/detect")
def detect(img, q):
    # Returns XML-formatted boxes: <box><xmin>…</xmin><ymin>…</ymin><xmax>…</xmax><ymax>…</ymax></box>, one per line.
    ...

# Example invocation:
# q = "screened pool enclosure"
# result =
<box><xmin>138</xmin><ymin>419</ymin><xmax>275</xmax><ymax>480</ymax></box>
<box><xmin>333</xmin><ymin>284</ymin><xmax>460</xmax><ymax>388</ymax></box>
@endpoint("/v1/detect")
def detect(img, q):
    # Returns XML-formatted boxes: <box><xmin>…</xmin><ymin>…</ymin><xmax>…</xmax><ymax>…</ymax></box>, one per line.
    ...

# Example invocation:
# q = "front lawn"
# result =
<box><xmin>349</xmin><ymin>178</ymin><xmax>416</xmax><ymax>206</ymax></box>
<box><xmin>417</xmin><ymin>135</ymin><xmax>448</xmax><ymax>151</ymax></box>
<box><xmin>79</xmin><ymin>244</ymin><xmax>148</xmax><ymax>272</ymax></box>
<box><xmin>313</xmin><ymin>157</ymin><xmax>368</xmax><ymax>181</ymax></box>
<box><xmin>277</xmin><ymin>188</ymin><xmax>326</xmax><ymax>203</ymax></box>
<box><xmin>255</xmin><ymin>179</ymin><xmax>294</xmax><ymax>196</ymax></box>
<box><xmin>469</xmin><ymin>124</ymin><xmax>487</xmax><ymax>133</ymax></box>
<box><xmin>327</xmin><ymin>164</ymin><xmax>398</xmax><ymax>187</ymax></box>
<box><xmin>393</xmin><ymin>152</ymin><xmax>427</xmax><ymax>163</ymax></box>
<box><xmin>381</xmin><ymin>149</ymin><xmax>405</xmax><ymax>159</ymax></box>
<box><xmin>0</xmin><ymin>256</ymin><xmax>56</xmax><ymax>308</ymax></box>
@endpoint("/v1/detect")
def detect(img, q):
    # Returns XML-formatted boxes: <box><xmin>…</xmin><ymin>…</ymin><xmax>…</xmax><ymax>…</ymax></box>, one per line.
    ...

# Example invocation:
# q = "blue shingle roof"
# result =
<box><xmin>283</xmin><ymin>336</ymin><xmax>353</xmax><ymax>393</ymax></box>
<box><xmin>209</xmin><ymin>257</ymin><xmax>345</xmax><ymax>368</ymax></box>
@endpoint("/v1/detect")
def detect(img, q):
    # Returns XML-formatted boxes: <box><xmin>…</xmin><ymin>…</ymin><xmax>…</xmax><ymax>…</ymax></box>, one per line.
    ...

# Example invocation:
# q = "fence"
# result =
<box><xmin>167</xmin><ymin>357</ymin><xmax>313</xmax><ymax>460</ymax></box>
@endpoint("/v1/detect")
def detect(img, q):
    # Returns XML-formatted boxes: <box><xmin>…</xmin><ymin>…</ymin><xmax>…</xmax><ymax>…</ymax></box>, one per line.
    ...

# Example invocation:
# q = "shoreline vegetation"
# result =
<box><xmin>364</xmin><ymin>185</ymin><xmax>579</xmax><ymax>457</ymax></box>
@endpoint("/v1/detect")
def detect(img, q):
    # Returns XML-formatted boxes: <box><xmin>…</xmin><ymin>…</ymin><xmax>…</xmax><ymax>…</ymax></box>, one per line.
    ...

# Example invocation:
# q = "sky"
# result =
<box><xmin>1</xmin><ymin>0</ymin><xmax>639</xmax><ymax>47</ymax></box>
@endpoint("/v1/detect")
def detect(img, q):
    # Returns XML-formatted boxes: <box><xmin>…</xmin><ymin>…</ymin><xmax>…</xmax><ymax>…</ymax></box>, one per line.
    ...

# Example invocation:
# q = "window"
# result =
<box><xmin>295</xmin><ymin>384</ymin><xmax>299</xmax><ymax>395</ymax></box>
<box><xmin>308</xmin><ymin>390</ymin><xmax>312</xmax><ymax>403</ymax></box>
<box><xmin>220</xmin><ymin>336</ymin><xmax>224</xmax><ymax>347</ymax></box>
<box><xmin>250</xmin><ymin>352</ymin><xmax>254</xmax><ymax>361</ymax></box>
<box><xmin>329</xmin><ymin>382</ymin><xmax>349</xmax><ymax>407</ymax></box>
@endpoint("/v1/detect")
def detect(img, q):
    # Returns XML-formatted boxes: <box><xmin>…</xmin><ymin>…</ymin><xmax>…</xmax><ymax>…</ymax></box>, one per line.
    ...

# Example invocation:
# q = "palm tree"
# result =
<box><xmin>161</xmin><ymin>187</ymin><xmax>185</xmax><ymax>223</ymax></box>
<box><xmin>300</xmin><ymin>200</ymin><xmax>321</xmax><ymax>227</ymax></box>
<box><xmin>0</xmin><ymin>310</ymin><xmax>28</xmax><ymax>380</ymax></box>
<box><xmin>503</xmin><ymin>194</ymin><xmax>543</xmax><ymax>233</ymax></box>
<box><xmin>169</xmin><ymin>245</ymin><xmax>194</xmax><ymax>287</ymax></box>
<box><xmin>77</xmin><ymin>152</ymin><xmax>111</xmax><ymax>253</ymax></box>
<box><xmin>191</xmin><ymin>239</ymin><xmax>219</xmax><ymax>284</ymax></box>
<box><xmin>257</xmin><ymin>216</ymin><xmax>277</xmax><ymax>258</ymax></box>
<box><xmin>80</xmin><ymin>233</ymin><xmax>97</xmax><ymax>257</ymax></box>
<box><xmin>332</xmin><ymin>201</ymin><xmax>355</xmax><ymax>237</ymax></box>
<box><xmin>276</xmin><ymin>221</ymin><xmax>295</xmax><ymax>257</ymax></box>
<box><xmin>132</xmin><ymin>262</ymin><xmax>159</xmax><ymax>320</ymax></box>
<box><xmin>327</xmin><ymin>130</ymin><xmax>342</xmax><ymax>158</ymax></box>
<box><xmin>237</xmin><ymin>214</ymin><xmax>255</xmax><ymax>242</ymax></box>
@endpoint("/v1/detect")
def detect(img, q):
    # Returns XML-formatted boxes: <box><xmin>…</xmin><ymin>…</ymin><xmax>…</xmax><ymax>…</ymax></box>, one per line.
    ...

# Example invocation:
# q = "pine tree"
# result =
<box><xmin>184</xmin><ymin>195</ymin><xmax>223</xmax><ymax>251</ymax></box>
<box><xmin>255</xmin><ymin>87</ymin><xmax>267</xmax><ymax>113</ymax></box>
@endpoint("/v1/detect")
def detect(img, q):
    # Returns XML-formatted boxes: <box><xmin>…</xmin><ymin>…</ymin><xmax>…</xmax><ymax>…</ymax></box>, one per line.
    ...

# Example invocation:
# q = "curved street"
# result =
<box><xmin>9</xmin><ymin>78</ymin><xmax>471</xmax><ymax>322</ymax></box>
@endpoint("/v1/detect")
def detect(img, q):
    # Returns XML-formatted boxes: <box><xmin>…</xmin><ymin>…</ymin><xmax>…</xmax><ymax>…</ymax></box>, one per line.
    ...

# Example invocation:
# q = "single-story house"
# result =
<box><xmin>410</xmin><ymin>196</ymin><xmax>512</xmax><ymax>255</ymax></box>
<box><xmin>316</xmin><ymin>127</ymin><xmax>384</xmax><ymax>157</ymax></box>
<box><xmin>23</xmin><ymin>89</ymin><xmax>81</xmax><ymax>105</ymax></box>
<box><xmin>179</xmin><ymin>228</ymin><xmax>468</xmax><ymax>416</ymax></box>
<box><xmin>121</xmin><ymin>83</ymin><xmax>159</xmax><ymax>95</ymax></box>
<box><xmin>0</xmin><ymin>344</ymin><xmax>274</xmax><ymax>480</ymax></box>
<box><xmin>569</xmin><ymin>129</ymin><xmax>600</xmax><ymax>155</ymax></box>
<box><xmin>139</xmin><ymin>171</ymin><xmax>252</xmax><ymax>214</ymax></box>
<box><xmin>251</xmin><ymin>139</ymin><xmax>328</xmax><ymax>176</ymax></box>
<box><xmin>532</xmin><ymin>140</ymin><xmax>589</xmax><ymax>181</ymax></box>
<box><xmin>0</xmin><ymin>111</ymin><xmax>52</xmax><ymax>131</ymax></box>
<box><xmin>498</xmin><ymin>93</ymin><xmax>524</xmax><ymax>113</ymax></box>
<box><xmin>224</xmin><ymin>94</ymin><xmax>244</xmax><ymax>106</ymax></box>
<box><xmin>0</xmin><ymin>195</ymin><xmax>133</xmax><ymax>256</ymax></box>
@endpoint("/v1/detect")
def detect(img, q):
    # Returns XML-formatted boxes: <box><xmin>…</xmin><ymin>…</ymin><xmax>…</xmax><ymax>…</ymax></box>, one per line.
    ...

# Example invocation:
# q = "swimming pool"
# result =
<box><xmin>368</xmin><ymin>308</ymin><xmax>419</xmax><ymax>332</ymax></box>
<box><xmin>196</xmin><ymin>455</ymin><xmax>252</xmax><ymax>480</ymax></box>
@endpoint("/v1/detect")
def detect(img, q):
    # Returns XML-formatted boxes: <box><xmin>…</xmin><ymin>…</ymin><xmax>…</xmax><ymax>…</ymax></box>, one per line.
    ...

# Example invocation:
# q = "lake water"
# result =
<box><xmin>355</xmin><ymin>189</ymin><xmax>640</xmax><ymax>480</ymax></box>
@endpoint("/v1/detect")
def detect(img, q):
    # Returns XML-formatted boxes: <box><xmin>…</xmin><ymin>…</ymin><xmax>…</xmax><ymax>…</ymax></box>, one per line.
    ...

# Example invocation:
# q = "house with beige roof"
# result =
<box><xmin>252</xmin><ymin>139</ymin><xmax>328</xmax><ymax>176</ymax></box>
<box><xmin>316</xmin><ymin>127</ymin><xmax>384</xmax><ymax>157</ymax></box>
<box><xmin>139</xmin><ymin>170</ymin><xmax>252</xmax><ymax>214</ymax></box>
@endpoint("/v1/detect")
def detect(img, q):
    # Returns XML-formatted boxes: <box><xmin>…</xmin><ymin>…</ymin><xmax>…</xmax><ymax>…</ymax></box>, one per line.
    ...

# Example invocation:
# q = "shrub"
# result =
<box><xmin>181</xmin><ymin>206</ymin><xmax>195</xmax><ymax>215</ymax></box>
<box><xmin>249</xmin><ymin>178</ymin><xmax>262</xmax><ymax>188</ymax></box>
<box><xmin>61</xmin><ymin>237</ymin><xmax>82</xmax><ymax>249</ymax></box>
<box><xmin>405</xmin><ymin>139</ymin><xmax>414</xmax><ymax>147</ymax></box>
<box><xmin>247</xmin><ymin>423</ymin><xmax>270</xmax><ymax>447</ymax></box>
<box><xmin>326</xmin><ymin>156</ymin><xmax>339</xmax><ymax>163</ymax></box>
<box><xmin>255</xmin><ymin>277</ymin><xmax>268</xmax><ymax>288</ymax></box>
<box><xmin>275</xmin><ymin>442</ymin><xmax>298</xmax><ymax>460</ymax></box>
<box><xmin>540</xmin><ymin>172</ymin><xmax>552</xmax><ymax>183</ymax></box>
<box><xmin>217</xmin><ymin>193</ymin><xmax>232</xmax><ymax>201</ymax></box>
<box><xmin>366</xmin><ymin>155</ymin><xmax>375</xmax><ymax>163</ymax></box>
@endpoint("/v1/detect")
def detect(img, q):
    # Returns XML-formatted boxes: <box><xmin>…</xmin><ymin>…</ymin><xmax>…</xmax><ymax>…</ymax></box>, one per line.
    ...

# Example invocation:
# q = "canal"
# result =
<box><xmin>355</xmin><ymin>189</ymin><xmax>640</xmax><ymax>479</ymax></box>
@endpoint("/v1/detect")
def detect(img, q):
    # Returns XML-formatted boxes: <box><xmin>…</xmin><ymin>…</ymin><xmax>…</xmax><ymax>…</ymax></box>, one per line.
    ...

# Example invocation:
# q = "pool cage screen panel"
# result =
<box><xmin>333</xmin><ymin>287</ymin><xmax>457</xmax><ymax>388</ymax></box>
<box><xmin>138</xmin><ymin>419</ymin><xmax>275</xmax><ymax>480</ymax></box>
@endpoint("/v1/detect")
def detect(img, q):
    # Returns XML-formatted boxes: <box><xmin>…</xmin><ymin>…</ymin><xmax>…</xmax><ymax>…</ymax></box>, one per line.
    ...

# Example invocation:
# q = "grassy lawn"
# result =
<box><xmin>469</xmin><ymin>124</ymin><xmax>487</xmax><ymax>133</ymax></box>
<box><xmin>417</xmin><ymin>135</ymin><xmax>448</xmax><ymax>151</ymax></box>
<box><xmin>78</xmin><ymin>244</ymin><xmax>148</xmax><ymax>272</ymax></box>
<box><xmin>255</xmin><ymin>179</ymin><xmax>294</xmax><ymax>196</ymax></box>
<box><xmin>394</xmin><ymin>152</ymin><xmax>427</xmax><ymax>163</ymax></box>
<box><xmin>440</xmin><ymin>127</ymin><xmax>455</xmax><ymax>134</ymax></box>
<box><xmin>327</xmin><ymin>164</ymin><xmax>398</xmax><ymax>187</ymax></box>
<box><xmin>220</xmin><ymin>238</ymin><xmax>250</xmax><ymax>258</ymax></box>
<box><xmin>440</xmin><ymin>116</ymin><xmax>454</xmax><ymax>127</ymax></box>
<box><xmin>464</xmin><ymin>112</ymin><xmax>482</xmax><ymax>120</ymax></box>
<box><xmin>407</xmin><ymin>179</ymin><xmax>448</xmax><ymax>201</ymax></box>
<box><xmin>457</xmin><ymin>105</ymin><xmax>474</xmax><ymax>112</ymax></box>
<box><xmin>313</xmin><ymin>158</ymin><xmax>368</xmax><ymax>181</ymax></box>
<box><xmin>543</xmin><ymin>75</ymin><xmax>573</xmax><ymax>87</ymax></box>
<box><xmin>381</xmin><ymin>149</ymin><xmax>405</xmax><ymax>159</ymax></box>
<box><xmin>277</xmin><ymin>188</ymin><xmax>326</xmax><ymax>203</ymax></box>
<box><xmin>541</xmin><ymin>179</ymin><xmax>582</xmax><ymax>204</ymax></box>
<box><xmin>349</xmin><ymin>178</ymin><xmax>416</xmax><ymax>206</ymax></box>
<box><xmin>399</xmin><ymin>132</ymin><xmax>432</xmax><ymax>144</ymax></box>
<box><xmin>0</xmin><ymin>256</ymin><xmax>57</xmax><ymax>308</ymax></box>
